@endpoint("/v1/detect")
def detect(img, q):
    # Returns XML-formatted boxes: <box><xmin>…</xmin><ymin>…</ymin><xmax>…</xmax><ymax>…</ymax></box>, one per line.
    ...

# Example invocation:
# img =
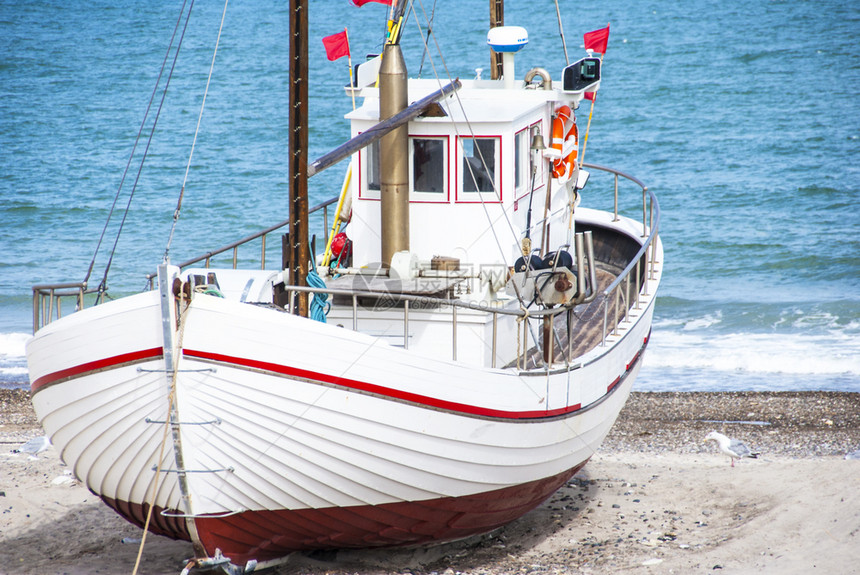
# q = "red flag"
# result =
<box><xmin>322</xmin><ymin>30</ymin><xmax>350</xmax><ymax>61</ymax></box>
<box><xmin>350</xmin><ymin>0</ymin><xmax>393</xmax><ymax>6</ymax></box>
<box><xmin>583</xmin><ymin>24</ymin><xmax>610</xmax><ymax>54</ymax></box>
<box><xmin>584</xmin><ymin>92</ymin><xmax>595</xmax><ymax>101</ymax></box>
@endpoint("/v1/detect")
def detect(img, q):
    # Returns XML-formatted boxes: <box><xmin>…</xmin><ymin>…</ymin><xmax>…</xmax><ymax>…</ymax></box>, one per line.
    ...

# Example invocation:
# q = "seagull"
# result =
<box><xmin>11</xmin><ymin>436</ymin><xmax>51</xmax><ymax>458</ymax></box>
<box><xmin>705</xmin><ymin>431</ymin><xmax>758</xmax><ymax>467</ymax></box>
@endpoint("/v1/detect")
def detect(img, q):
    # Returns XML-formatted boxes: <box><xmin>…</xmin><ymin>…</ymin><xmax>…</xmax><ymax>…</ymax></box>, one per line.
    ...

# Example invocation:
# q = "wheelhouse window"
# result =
<box><xmin>515</xmin><ymin>128</ymin><xmax>528</xmax><ymax>196</ymax></box>
<box><xmin>367</xmin><ymin>139</ymin><xmax>381</xmax><ymax>192</ymax></box>
<box><xmin>410</xmin><ymin>136</ymin><xmax>447</xmax><ymax>199</ymax></box>
<box><xmin>459</xmin><ymin>136</ymin><xmax>499</xmax><ymax>199</ymax></box>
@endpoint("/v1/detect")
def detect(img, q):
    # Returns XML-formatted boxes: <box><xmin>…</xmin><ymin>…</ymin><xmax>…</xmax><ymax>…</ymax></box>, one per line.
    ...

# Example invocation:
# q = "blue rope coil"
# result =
<box><xmin>306</xmin><ymin>269</ymin><xmax>329</xmax><ymax>323</ymax></box>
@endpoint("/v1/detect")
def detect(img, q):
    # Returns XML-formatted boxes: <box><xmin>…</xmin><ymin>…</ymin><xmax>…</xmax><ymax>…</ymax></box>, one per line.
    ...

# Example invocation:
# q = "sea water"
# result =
<box><xmin>1</xmin><ymin>1</ymin><xmax>858</xmax><ymax>391</ymax></box>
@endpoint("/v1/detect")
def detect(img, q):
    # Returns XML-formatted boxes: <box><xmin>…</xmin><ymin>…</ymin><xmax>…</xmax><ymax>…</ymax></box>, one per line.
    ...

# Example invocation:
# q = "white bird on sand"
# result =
<box><xmin>705</xmin><ymin>431</ymin><xmax>758</xmax><ymax>467</ymax></box>
<box><xmin>11</xmin><ymin>436</ymin><xmax>51</xmax><ymax>458</ymax></box>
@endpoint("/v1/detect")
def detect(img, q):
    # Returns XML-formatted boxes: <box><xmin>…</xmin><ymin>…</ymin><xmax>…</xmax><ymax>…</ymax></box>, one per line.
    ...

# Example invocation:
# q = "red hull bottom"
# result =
<box><xmin>102</xmin><ymin>461</ymin><xmax>588</xmax><ymax>566</ymax></box>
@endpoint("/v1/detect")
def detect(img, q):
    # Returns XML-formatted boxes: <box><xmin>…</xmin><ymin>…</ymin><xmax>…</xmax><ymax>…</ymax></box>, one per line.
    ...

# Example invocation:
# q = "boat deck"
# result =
<box><xmin>509</xmin><ymin>267</ymin><xmax>619</xmax><ymax>370</ymax></box>
<box><xmin>311</xmin><ymin>265</ymin><xmax>622</xmax><ymax>372</ymax></box>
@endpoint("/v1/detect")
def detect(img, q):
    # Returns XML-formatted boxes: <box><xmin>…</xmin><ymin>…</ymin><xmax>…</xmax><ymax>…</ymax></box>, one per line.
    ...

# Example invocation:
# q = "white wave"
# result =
<box><xmin>682</xmin><ymin>310</ymin><xmax>723</xmax><ymax>331</ymax></box>
<box><xmin>652</xmin><ymin>317</ymin><xmax>688</xmax><ymax>329</ymax></box>
<box><xmin>774</xmin><ymin>306</ymin><xmax>860</xmax><ymax>334</ymax></box>
<box><xmin>0</xmin><ymin>332</ymin><xmax>30</xmax><ymax>359</ymax></box>
<box><xmin>652</xmin><ymin>311</ymin><xmax>723</xmax><ymax>331</ymax></box>
<box><xmin>0</xmin><ymin>366</ymin><xmax>27</xmax><ymax>376</ymax></box>
<box><xmin>779</xmin><ymin>309</ymin><xmax>841</xmax><ymax>331</ymax></box>
<box><xmin>647</xmin><ymin>329</ymin><xmax>860</xmax><ymax>376</ymax></box>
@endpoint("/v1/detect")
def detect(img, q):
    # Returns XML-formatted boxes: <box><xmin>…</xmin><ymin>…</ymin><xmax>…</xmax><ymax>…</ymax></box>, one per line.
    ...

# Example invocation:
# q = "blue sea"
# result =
<box><xmin>1</xmin><ymin>1</ymin><xmax>858</xmax><ymax>392</ymax></box>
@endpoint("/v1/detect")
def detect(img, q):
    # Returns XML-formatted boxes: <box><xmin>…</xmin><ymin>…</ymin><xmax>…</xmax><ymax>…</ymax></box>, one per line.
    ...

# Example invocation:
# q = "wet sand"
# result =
<box><xmin>1</xmin><ymin>389</ymin><xmax>858</xmax><ymax>574</ymax></box>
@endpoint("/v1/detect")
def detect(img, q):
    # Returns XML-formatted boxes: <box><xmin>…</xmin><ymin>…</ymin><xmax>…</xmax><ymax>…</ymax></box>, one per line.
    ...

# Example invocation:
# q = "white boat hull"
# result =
<box><xmin>28</xmin><ymin>277</ymin><xmax>654</xmax><ymax>564</ymax></box>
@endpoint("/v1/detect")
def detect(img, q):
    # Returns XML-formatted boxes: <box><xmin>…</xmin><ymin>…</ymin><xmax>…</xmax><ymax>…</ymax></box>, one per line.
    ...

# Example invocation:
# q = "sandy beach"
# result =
<box><xmin>1</xmin><ymin>389</ymin><xmax>857</xmax><ymax>575</ymax></box>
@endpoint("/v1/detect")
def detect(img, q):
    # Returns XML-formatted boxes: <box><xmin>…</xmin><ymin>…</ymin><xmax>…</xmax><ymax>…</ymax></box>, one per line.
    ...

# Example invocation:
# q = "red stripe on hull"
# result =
<box><xmin>607</xmin><ymin>376</ymin><xmax>621</xmax><ymax>393</ymax></box>
<box><xmin>184</xmin><ymin>348</ymin><xmax>586</xmax><ymax>420</ymax></box>
<box><xmin>30</xmin><ymin>347</ymin><xmax>163</xmax><ymax>392</ymax></box>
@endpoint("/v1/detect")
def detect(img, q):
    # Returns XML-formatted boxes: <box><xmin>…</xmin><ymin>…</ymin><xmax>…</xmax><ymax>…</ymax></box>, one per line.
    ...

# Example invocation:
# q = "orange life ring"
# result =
<box><xmin>550</xmin><ymin>105</ymin><xmax>578</xmax><ymax>182</ymax></box>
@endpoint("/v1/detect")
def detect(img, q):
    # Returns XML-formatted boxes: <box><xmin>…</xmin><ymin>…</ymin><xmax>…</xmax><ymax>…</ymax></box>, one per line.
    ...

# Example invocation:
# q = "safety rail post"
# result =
<box><xmin>642</xmin><ymin>186</ymin><xmax>647</xmax><ymax>237</ymax></box>
<box><xmin>232</xmin><ymin>247</ymin><xmax>238</xmax><ymax>269</ymax></box>
<box><xmin>352</xmin><ymin>294</ymin><xmax>358</xmax><ymax>330</ymax></box>
<box><xmin>567</xmin><ymin>308</ymin><xmax>574</xmax><ymax>360</ymax></box>
<box><xmin>613</xmin><ymin>174</ymin><xmax>619</xmax><ymax>221</ymax></box>
<box><xmin>261</xmin><ymin>235</ymin><xmax>267</xmax><ymax>270</ymax></box>
<box><xmin>452</xmin><ymin>305</ymin><xmax>458</xmax><ymax>361</ymax></box>
<box><xmin>642</xmin><ymin>247</ymin><xmax>651</xmax><ymax>296</ymax></box>
<box><xmin>649</xmin><ymin>238</ymin><xmax>657</xmax><ymax>281</ymax></box>
<box><xmin>645</xmin><ymin>194</ymin><xmax>654</xmax><ymax>238</ymax></box>
<box><xmin>491</xmin><ymin>311</ymin><xmax>498</xmax><ymax>368</ymax></box>
<box><xmin>522</xmin><ymin>315</ymin><xmax>529</xmax><ymax>359</ymax></box>
<box><xmin>613</xmin><ymin>288</ymin><xmax>620</xmax><ymax>336</ymax></box>
<box><xmin>47</xmin><ymin>292</ymin><xmax>54</xmax><ymax>327</ymax></box>
<box><xmin>635</xmin><ymin>259</ymin><xmax>641</xmax><ymax>310</ymax></box>
<box><xmin>403</xmin><ymin>300</ymin><xmax>409</xmax><ymax>349</ymax></box>
<box><xmin>624</xmin><ymin>274</ymin><xmax>631</xmax><ymax>323</ymax></box>
<box><xmin>649</xmin><ymin>194</ymin><xmax>654</xmax><ymax>240</ymax></box>
<box><xmin>516</xmin><ymin>316</ymin><xmax>522</xmax><ymax>370</ymax></box>
<box><xmin>602</xmin><ymin>302</ymin><xmax>608</xmax><ymax>346</ymax></box>
<box><xmin>32</xmin><ymin>291</ymin><xmax>39</xmax><ymax>333</ymax></box>
<box><xmin>323</xmin><ymin>205</ymin><xmax>329</xmax><ymax>243</ymax></box>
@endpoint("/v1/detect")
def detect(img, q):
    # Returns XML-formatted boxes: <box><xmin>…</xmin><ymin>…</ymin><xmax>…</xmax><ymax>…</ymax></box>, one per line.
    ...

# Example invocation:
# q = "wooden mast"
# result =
<box><xmin>490</xmin><ymin>0</ymin><xmax>504</xmax><ymax>80</ymax></box>
<box><xmin>288</xmin><ymin>0</ymin><xmax>309</xmax><ymax>316</ymax></box>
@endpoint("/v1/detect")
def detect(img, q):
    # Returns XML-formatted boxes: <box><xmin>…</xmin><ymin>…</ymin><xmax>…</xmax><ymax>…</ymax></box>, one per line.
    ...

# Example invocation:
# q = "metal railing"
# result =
<box><xmin>31</xmin><ymin>196</ymin><xmax>339</xmax><ymax>331</ymax></box>
<box><xmin>32</xmin><ymin>165</ymin><xmax>659</xmax><ymax>360</ymax></box>
<box><xmin>144</xmin><ymin>196</ymin><xmax>339</xmax><ymax>288</ymax></box>
<box><xmin>32</xmin><ymin>281</ymin><xmax>93</xmax><ymax>332</ymax></box>
<box><xmin>580</xmin><ymin>162</ymin><xmax>661</xmax><ymax>346</ymax></box>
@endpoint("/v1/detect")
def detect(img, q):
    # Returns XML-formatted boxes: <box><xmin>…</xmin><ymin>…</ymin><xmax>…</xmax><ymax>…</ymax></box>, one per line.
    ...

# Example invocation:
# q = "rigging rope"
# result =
<box><xmin>95</xmin><ymin>0</ymin><xmax>197</xmax><ymax>303</ymax></box>
<box><xmin>163</xmin><ymin>0</ymin><xmax>231</xmax><ymax>263</ymax></box>
<box><xmin>553</xmin><ymin>0</ymin><xmax>569</xmax><ymax>66</ymax></box>
<box><xmin>84</xmin><ymin>0</ymin><xmax>190</xmax><ymax>289</ymax></box>
<box><xmin>416</xmin><ymin>0</ymin><xmax>437</xmax><ymax>77</ymax></box>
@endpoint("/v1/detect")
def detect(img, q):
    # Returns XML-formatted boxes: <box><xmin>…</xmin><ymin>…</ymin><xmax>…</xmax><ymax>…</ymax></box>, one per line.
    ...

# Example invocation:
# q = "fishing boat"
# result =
<box><xmin>27</xmin><ymin>1</ymin><xmax>662</xmax><ymax>573</ymax></box>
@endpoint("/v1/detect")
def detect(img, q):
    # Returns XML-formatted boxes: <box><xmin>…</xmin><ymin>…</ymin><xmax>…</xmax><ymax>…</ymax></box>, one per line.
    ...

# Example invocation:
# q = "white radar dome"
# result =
<box><xmin>487</xmin><ymin>26</ymin><xmax>528</xmax><ymax>53</ymax></box>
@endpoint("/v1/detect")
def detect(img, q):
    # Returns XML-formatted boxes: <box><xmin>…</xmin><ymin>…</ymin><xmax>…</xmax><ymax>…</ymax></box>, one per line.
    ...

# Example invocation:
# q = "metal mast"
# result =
<box><xmin>379</xmin><ymin>39</ymin><xmax>410</xmax><ymax>266</ymax></box>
